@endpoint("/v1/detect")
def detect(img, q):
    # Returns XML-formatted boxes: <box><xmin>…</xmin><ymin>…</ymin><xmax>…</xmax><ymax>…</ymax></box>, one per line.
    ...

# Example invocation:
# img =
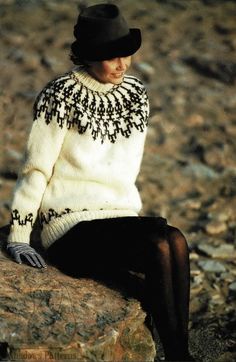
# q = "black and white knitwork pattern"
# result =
<box><xmin>40</xmin><ymin>208</ymin><xmax>72</xmax><ymax>225</ymax></box>
<box><xmin>10</xmin><ymin>209</ymin><xmax>33</xmax><ymax>227</ymax></box>
<box><xmin>33</xmin><ymin>71</ymin><xmax>149</xmax><ymax>144</ymax></box>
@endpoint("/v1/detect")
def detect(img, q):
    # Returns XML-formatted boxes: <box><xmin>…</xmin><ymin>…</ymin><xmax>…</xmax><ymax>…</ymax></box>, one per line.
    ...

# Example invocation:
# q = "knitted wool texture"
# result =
<box><xmin>8</xmin><ymin>67</ymin><xmax>149</xmax><ymax>249</ymax></box>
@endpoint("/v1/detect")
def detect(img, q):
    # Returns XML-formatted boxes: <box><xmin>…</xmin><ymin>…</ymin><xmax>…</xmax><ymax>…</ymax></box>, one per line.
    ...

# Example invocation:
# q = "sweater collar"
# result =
<box><xmin>72</xmin><ymin>66</ymin><xmax>116</xmax><ymax>93</ymax></box>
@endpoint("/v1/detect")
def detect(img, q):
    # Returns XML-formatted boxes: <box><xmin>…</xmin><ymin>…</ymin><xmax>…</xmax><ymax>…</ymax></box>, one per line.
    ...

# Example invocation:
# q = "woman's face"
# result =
<box><xmin>88</xmin><ymin>56</ymin><xmax>132</xmax><ymax>84</ymax></box>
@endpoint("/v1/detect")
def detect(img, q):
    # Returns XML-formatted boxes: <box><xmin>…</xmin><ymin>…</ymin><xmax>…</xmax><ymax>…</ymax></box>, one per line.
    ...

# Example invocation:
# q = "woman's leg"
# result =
<box><xmin>145</xmin><ymin>225</ymin><xmax>192</xmax><ymax>361</ymax></box>
<box><xmin>46</xmin><ymin>217</ymin><xmax>192</xmax><ymax>361</ymax></box>
<box><xmin>168</xmin><ymin>227</ymin><xmax>191</xmax><ymax>357</ymax></box>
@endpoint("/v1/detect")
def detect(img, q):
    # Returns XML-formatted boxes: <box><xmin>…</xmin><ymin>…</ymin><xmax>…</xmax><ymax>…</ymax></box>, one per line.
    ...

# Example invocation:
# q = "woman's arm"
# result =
<box><xmin>8</xmin><ymin>82</ymin><xmax>69</xmax><ymax>245</ymax></box>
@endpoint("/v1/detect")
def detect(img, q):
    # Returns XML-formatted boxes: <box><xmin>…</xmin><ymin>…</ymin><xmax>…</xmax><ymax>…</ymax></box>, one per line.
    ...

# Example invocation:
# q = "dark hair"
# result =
<box><xmin>69</xmin><ymin>41</ymin><xmax>87</xmax><ymax>66</ymax></box>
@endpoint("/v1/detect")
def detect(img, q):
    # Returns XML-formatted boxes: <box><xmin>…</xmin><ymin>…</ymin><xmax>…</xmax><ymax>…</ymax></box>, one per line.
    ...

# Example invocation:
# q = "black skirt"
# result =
<box><xmin>46</xmin><ymin>216</ymin><xmax>167</xmax><ymax>276</ymax></box>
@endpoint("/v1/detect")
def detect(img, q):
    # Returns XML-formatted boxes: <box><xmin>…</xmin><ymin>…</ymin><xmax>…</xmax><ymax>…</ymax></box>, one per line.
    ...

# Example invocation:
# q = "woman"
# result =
<box><xmin>6</xmin><ymin>4</ymin><xmax>194</xmax><ymax>361</ymax></box>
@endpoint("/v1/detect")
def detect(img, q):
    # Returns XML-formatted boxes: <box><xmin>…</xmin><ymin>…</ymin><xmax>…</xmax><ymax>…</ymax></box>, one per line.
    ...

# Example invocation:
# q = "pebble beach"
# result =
<box><xmin>0</xmin><ymin>1</ymin><xmax>236</xmax><ymax>361</ymax></box>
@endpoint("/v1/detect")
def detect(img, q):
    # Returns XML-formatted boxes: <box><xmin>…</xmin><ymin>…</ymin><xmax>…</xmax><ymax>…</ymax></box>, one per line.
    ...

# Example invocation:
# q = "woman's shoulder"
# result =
<box><xmin>122</xmin><ymin>75</ymin><xmax>147</xmax><ymax>94</ymax></box>
<box><xmin>38</xmin><ymin>71</ymin><xmax>75</xmax><ymax>96</ymax></box>
<box><xmin>33</xmin><ymin>71</ymin><xmax>79</xmax><ymax>118</ymax></box>
<box><xmin>123</xmin><ymin>74</ymin><xmax>145</xmax><ymax>86</ymax></box>
<box><xmin>120</xmin><ymin>75</ymin><xmax>149</xmax><ymax>105</ymax></box>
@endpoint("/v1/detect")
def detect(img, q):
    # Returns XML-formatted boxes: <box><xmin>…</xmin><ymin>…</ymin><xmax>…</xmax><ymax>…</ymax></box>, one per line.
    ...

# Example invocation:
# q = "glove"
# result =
<box><xmin>6</xmin><ymin>242</ymin><xmax>47</xmax><ymax>268</ymax></box>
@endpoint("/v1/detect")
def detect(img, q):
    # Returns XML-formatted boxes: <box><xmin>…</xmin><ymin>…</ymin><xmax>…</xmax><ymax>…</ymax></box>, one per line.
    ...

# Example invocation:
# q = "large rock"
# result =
<box><xmin>0</xmin><ymin>226</ymin><xmax>156</xmax><ymax>362</ymax></box>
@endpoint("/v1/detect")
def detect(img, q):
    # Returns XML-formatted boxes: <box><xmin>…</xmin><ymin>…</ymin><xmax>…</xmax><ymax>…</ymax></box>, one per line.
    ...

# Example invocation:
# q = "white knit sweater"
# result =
<box><xmin>8</xmin><ymin>67</ymin><xmax>149</xmax><ymax>249</ymax></box>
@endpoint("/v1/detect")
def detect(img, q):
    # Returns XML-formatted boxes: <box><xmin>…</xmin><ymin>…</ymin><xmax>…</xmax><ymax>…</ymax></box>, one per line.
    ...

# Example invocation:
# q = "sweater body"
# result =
<box><xmin>8</xmin><ymin>67</ymin><xmax>149</xmax><ymax>249</ymax></box>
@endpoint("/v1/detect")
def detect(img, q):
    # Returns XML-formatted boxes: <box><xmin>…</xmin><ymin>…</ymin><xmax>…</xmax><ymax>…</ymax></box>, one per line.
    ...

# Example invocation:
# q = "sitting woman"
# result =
<box><xmin>6</xmin><ymin>4</ymin><xmax>194</xmax><ymax>361</ymax></box>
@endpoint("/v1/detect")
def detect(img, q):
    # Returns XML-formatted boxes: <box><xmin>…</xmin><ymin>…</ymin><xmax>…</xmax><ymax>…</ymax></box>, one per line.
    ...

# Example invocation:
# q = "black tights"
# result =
<box><xmin>145</xmin><ymin>226</ymin><xmax>191</xmax><ymax>361</ymax></box>
<box><xmin>46</xmin><ymin>216</ymin><xmax>192</xmax><ymax>361</ymax></box>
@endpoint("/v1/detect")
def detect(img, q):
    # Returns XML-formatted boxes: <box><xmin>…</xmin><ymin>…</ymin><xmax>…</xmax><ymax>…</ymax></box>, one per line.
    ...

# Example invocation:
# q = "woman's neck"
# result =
<box><xmin>72</xmin><ymin>66</ymin><xmax>115</xmax><ymax>93</ymax></box>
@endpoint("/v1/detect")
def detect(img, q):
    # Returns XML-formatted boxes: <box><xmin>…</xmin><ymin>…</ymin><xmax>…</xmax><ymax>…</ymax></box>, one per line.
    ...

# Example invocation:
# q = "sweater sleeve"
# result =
<box><xmin>8</xmin><ymin>82</ymin><xmax>69</xmax><ymax>244</ymax></box>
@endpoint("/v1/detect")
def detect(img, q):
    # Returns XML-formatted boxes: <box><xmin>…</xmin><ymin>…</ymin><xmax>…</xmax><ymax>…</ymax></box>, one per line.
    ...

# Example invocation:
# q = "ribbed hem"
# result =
<box><xmin>41</xmin><ymin>209</ymin><xmax>138</xmax><ymax>249</ymax></box>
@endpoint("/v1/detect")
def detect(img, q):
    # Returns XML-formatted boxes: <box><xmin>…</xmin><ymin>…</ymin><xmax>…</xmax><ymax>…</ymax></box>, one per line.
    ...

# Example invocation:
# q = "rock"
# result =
<box><xmin>198</xmin><ymin>259</ymin><xmax>226</xmax><ymax>273</ymax></box>
<box><xmin>183</xmin><ymin>163</ymin><xmax>219</xmax><ymax>180</ymax></box>
<box><xmin>220</xmin><ymin>272</ymin><xmax>234</xmax><ymax>284</ymax></box>
<box><xmin>196</xmin><ymin>243</ymin><xmax>236</xmax><ymax>259</ymax></box>
<box><xmin>190</xmin><ymin>252</ymin><xmax>200</xmax><ymax>261</ymax></box>
<box><xmin>182</xmin><ymin>199</ymin><xmax>202</xmax><ymax>210</ymax></box>
<box><xmin>133</xmin><ymin>62</ymin><xmax>155</xmax><ymax>78</ymax></box>
<box><xmin>228</xmin><ymin>281</ymin><xmax>236</xmax><ymax>296</ymax></box>
<box><xmin>0</xmin><ymin>231</ymin><xmax>156</xmax><ymax>361</ymax></box>
<box><xmin>190</xmin><ymin>298</ymin><xmax>205</xmax><ymax>314</ymax></box>
<box><xmin>1</xmin><ymin>1</ymin><xmax>236</xmax><ymax>360</ymax></box>
<box><xmin>208</xmin><ymin>210</ymin><xmax>231</xmax><ymax>223</ymax></box>
<box><xmin>40</xmin><ymin>56</ymin><xmax>58</xmax><ymax>69</ymax></box>
<box><xmin>183</xmin><ymin>56</ymin><xmax>236</xmax><ymax>85</ymax></box>
<box><xmin>6</xmin><ymin>149</ymin><xmax>23</xmax><ymax>162</ymax></box>
<box><xmin>0</xmin><ymin>170</ymin><xmax>18</xmax><ymax>181</ymax></box>
<box><xmin>186</xmin><ymin>114</ymin><xmax>204</xmax><ymax>127</ymax></box>
<box><xmin>170</xmin><ymin>61</ymin><xmax>189</xmax><ymax>76</ymax></box>
<box><xmin>204</xmin><ymin>147</ymin><xmax>226</xmax><ymax>169</ymax></box>
<box><xmin>214</xmin><ymin>23</ymin><xmax>235</xmax><ymax>36</ymax></box>
<box><xmin>7</xmin><ymin>49</ymin><xmax>25</xmax><ymax>64</ymax></box>
<box><xmin>215</xmin><ymin>352</ymin><xmax>236</xmax><ymax>362</ymax></box>
<box><xmin>190</xmin><ymin>291</ymin><xmax>209</xmax><ymax>314</ymax></box>
<box><xmin>205</xmin><ymin>220</ymin><xmax>227</xmax><ymax>235</ymax></box>
<box><xmin>209</xmin><ymin>293</ymin><xmax>225</xmax><ymax>307</ymax></box>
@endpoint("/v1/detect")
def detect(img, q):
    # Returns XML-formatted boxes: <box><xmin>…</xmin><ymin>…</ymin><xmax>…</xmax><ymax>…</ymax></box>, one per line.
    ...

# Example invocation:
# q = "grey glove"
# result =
<box><xmin>7</xmin><ymin>242</ymin><xmax>47</xmax><ymax>268</ymax></box>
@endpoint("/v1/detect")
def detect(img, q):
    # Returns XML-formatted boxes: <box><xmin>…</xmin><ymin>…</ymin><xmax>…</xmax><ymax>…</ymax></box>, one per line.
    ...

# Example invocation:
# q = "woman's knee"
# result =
<box><xmin>148</xmin><ymin>224</ymin><xmax>188</xmax><ymax>254</ymax></box>
<box><xmin>148</xmin><ymin>235</ymin><xmax>171</xmax><ymax>260</ymax></box>
<box><xmin>166</xmin><ymin>225</ymin><xmax>189</xmax><ymax>254</ymax></box>
<box><xmin>167</xmin><ymin>225</ymin><xmax>186</xmax><ymax>241</ymax></box>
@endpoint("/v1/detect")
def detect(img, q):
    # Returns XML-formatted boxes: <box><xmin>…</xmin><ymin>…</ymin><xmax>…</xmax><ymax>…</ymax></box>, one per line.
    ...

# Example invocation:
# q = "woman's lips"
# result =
<box><xmin>112</xmin><ymin>73</ymin><xmax>124</xmax><ymax>77</ymax></box>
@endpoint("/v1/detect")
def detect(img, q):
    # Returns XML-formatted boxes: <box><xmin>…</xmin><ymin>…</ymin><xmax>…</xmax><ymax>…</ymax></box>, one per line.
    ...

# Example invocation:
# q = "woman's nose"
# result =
<box><xmin>116</xmin><ymin>58</ymin><xmax>126</xmax><ymax>70</ymax></box>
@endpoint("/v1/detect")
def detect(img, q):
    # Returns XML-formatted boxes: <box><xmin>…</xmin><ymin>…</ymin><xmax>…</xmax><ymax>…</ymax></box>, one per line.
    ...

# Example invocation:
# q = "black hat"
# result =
<box><xmin>71</xmin><ymin>3</ymin><xmax>142</xmax><ymax>61</ymax></box>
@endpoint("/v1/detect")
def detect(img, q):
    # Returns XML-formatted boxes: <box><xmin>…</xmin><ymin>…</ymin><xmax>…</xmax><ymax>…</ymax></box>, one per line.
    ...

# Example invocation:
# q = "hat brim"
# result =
<box><xmin>75</xmin><ymin>28</ymin><xmax>141</xmax><ymax>61</ymax></box>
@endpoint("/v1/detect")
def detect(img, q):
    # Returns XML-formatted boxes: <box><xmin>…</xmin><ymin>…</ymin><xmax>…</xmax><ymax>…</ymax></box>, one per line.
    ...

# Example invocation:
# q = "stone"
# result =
<box><xmin>220</xmin><ymin>272</ymin><xmax>234</xmax><ymax>284</ymax></box>
<box><xmin>205</xmin><ymin>220</ymin><xmax>227</xmax><ymax>235</ymax></box>
<box><xmin>196</xmin><ymin>243</ymin><xmax>236</xmax><ymax>259</ymax></box>
<box><xmin>191</xmin><ymin>273</ymin><xmax>204</xmax><ymax>288</ymax></box>
<box><xmin>6</xmin><ymin>149</ymin><xmax>23</xmax><ymax>162</ymax></box>
<box><xmin>183</xmin><ymin>199</ymin><xmax>202</xmax><ymax>210</ymax></box>
<box><xmin>190</xmin><ymin>297</ymin><xmax>205</xmax><ymax>314</ymax></box>
<box><xmin>1</xmin><ymin>1</ymin><xmax>236</xmax><ymax>359</ymax></box>
<box><xmin>190</xmin><ymin>252</ymin><xmax>200</xmax><ymax>261</ymax></box>
<box><xmin>0</xmin><ymin>228</ymin><xmax>156</xmax><ymax>362</ymax></box>
<box><xmin>190</xmin><ymin>291</ymin><xmax>209</xmax><ymax>314</ymax></box>
<box><xmin>215</xmin><ymin>352</ymin><xmax>236</xmax><ymax>362</ymax></box>
<box><xmin>170</xmin><ymin>61</ymin><xmax>189</xmax><ymax>76</ymax></box>
<box><xmin>198</xmin><ymin>259</ymin><xmax>226</xmax><ymax>273</ymax></box>
<box><xmin>7</xmin><ymin>49</ymin><xmax>25</xmax><ymax>64</ymax></box>
<box><xmin>133</xmin><ymin>62</ymin><xmax>155</xmax><ymax>77</ymax></box>
<box><xmin>228</xmin><ymin>281</ymin><xmax>236</xmax><ymax>296</ymax></box>
<box><xmin>183</xmin><ymin>163</ymin><xmax>219</xmax><ymax>180</ymax></box>
<box><xmin>208</xmin><ymin>210</ymin><xmax>231</xmax><ymax>223</ymax></box>
<box><xmin>183</xmin><ymin>56</ymin><xmax>236</xmax><ymax>85</ymax></box>
<box><xmin>209</xmin><ymin>293</ymin><xmax>225</xmax><ymax>307</ymax></box>
<box><xmin>186</xmin><ymin>114</ymin><xmax>204</xmax><ymax>127</ymax></box>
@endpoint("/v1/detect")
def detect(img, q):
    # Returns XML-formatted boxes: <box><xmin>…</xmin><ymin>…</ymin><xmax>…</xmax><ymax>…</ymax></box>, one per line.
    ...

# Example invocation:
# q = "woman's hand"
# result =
<box><xmin>6</xmin><ymin>242</ymin><xmax>47</xmax><ymax>268</ymax></box>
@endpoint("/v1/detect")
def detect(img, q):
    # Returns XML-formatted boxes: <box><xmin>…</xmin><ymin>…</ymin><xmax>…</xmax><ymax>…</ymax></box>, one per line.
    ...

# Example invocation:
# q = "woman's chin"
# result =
<box><xmin>109</xmin><ymin>76</ymin><xmax>124</xmax><ymax>85</ymax></box>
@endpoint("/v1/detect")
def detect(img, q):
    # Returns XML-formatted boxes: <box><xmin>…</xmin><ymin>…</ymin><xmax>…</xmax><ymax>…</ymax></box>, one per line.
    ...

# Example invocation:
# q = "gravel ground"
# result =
<box><xmin>1</xmin><ymin>1</ymin><xmax>236</xmax><ymax>361</ymax></box>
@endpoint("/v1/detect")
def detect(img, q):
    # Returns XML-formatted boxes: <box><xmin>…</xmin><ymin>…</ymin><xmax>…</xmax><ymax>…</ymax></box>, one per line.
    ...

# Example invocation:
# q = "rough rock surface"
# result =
<box><xmin>1</xmin><ymin>0</ymin><xmax>236</xmax><ymax>361</ymax></box>
<box><xmin>0</xmin><ymin>227</ymin><xmax>156</xmax><ymax>362</ymax></box>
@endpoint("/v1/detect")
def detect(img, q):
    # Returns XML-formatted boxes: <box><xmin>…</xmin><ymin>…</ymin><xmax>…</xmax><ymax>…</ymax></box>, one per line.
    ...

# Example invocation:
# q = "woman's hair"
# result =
<box><xmin>70</xmin><ymin>51</ymin><xmax>85</xmax><ymax>66</ymax></box>
<box><xmin>69</xmin><ymin>41</ymin><xmax>88</xmax><ymax>66</ymax></box>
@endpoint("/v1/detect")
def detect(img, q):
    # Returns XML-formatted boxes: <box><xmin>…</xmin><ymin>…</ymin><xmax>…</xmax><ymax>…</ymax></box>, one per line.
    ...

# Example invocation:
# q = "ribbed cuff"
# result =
<box><xmin>7</xmin><ymin>225</ymin><xmax>31</xmax><ymax>244</ymax></box>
